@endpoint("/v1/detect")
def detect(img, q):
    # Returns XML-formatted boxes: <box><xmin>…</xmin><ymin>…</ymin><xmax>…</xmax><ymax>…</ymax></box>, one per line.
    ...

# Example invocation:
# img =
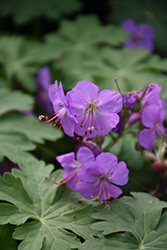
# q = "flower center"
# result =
<box><xmin>79</xmin><ymin>102</ymin><xmax>104</xmax><ymax>135</ymax></box>
<box><xmin>131</xmin><ymin>32</ymin><xmax>143</xmax><ymax>43</ymax></box>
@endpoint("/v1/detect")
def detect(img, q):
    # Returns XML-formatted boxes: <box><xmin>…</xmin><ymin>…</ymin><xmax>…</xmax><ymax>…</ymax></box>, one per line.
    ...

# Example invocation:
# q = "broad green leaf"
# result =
<box><xmin>79</xmin><ymin>234</ymin><xmax>140</xmax><ymax>250</ymax></box>
<box><xmin>0</xmin><ymin>0</ymin><xmax>82</xmax><ymax>25</ymax></box>
<box><xmin>0</xmin><ymin>158</ymin><xmax>97</xmax><ymax>250</ymax></box>
<box><xmin>0</xmin><ymin>88</ymin><xmax>33</xmax><ymax>116</ymax></box>
<box><xmin>0</xmin><ymin>36</ymin><xmax>44</xmax><ymax>92</ymax></box>
<box><xmin>44</xmin><ymin>15</ymin><xmax>127</xmax><ymax>88</ymax></box>
<box><xmin>80</xmin><ymin>47</ymin><xmax>167</xmax><ymax>105</ymax></box>
<box><xmin>91</xmin><ymin>192</ymin><xmax>167</xmax><ymax>249</ymax></box>
<box><xmin>0</xmin><ymin>112</ymin><xmax>63</xmax><ymax>144</ymax></box>
<box><xmin>0</xmin><ymin>131</ymin><xmax>35</xmax><ymax>164</ymax></box>
<box><xmin>0</xmin><ymin>225</ymin><xmax>18</xmax><ymax>250</ymax></box>
<box><xmin>58</xmin><ymin>15</ymin><xmax>127</xmax><ymax>46</ymax></box>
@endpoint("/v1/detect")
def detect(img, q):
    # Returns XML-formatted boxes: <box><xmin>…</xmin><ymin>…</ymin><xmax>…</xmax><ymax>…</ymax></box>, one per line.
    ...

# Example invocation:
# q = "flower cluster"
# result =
<box><xmin>126</xmin><ymin>83</ymin><xmax>166</xmax><ymax>151</ymax></box>
<box><xmin>121</xmin><ymin>19</ymin><xmax>155</xmax><ymax>52</ymax></box>
<box><xmin>39</xmin><ymin>78</ymin><xmax>166</xmax><ymax>208</ymax></box>
<box><xmin>39</xmin><ymin>80</ymin><xmax>122</xmax><ymax>138</ymax></box>
<box><xmin>112</xmin><ymin>79</ymin><xmax>166</xmax><ymax>152</ymax></box>
<box><xmin>52</xmin><ymin>146</ymin><xmax>129</xmax><ymax>209</ymax></box>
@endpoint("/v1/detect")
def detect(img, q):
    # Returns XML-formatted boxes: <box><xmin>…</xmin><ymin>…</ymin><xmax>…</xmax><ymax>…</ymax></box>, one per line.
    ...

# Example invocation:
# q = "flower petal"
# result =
<box><xmin>66</xmin><ymin>173</ymin><xmax>79</xmax><ymax>191</ymax></box>
<box><xmin>108</xmin><ymin>161</ymin><xmax>129</xmax><ymax>186</ymax></box>
<box><xmin>76</xmin><ymin>181</ymin><xmax>100</xmax><ymax>199</ymax></box>
<box><xmin>77</xmin><ymin>163</ymin><xmax>100</xmax><ymax>183</ymax></box>
<box><xmin>70</xmin><ymin>80</ymin><xmax>99</xmax><ymax>106</ymax></box>
<box><xmin>95</xmin><ymin>90</ymin><xmax>122</xmax><ymax>113</ymax></box>
<box><xmin>99</xmin><ymin>182</ymin><xmax>123</xmax><ymax>200</ymax></box>
<box><xmin>96</xmin><ymin>152</ymin><xmax>118</xmax><ymax>176</ymax></box>
<box><xmin>138</xmin><ymin>128</ymin><xmax>157</xmax><ymax>151</ymax></box>
<box><xmin>76</xmin><ymin>147</ymin><xmax>95</xmax><ymax>164</ymax></box>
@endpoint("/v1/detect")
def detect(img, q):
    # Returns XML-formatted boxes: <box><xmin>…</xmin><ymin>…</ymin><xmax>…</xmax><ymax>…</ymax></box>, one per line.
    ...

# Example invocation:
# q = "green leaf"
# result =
<box><xmin>0</xmin><ymin>36</ymin><xmax>44</xmax><ymax>92</ymax></box>
<box><xmin>0</xmin><ymin>225</ymin><xmax>18</xmax><ymax>250</ymax></box>
<box><xmin>0</xmin><ymin>0</ymin><xmax>82</xmax><ymax>25</ymax></box>
<box><xmin>79</xmin><ymin>234</ymin><xmax>140</xmax><ymax>250</ymax></box>
<box><xmin>44</xmin><ymin>15</ymin><xmax>127</xmax><ymax>88</ymax></box>
<box><xmin>0</xmin><ymin>112</ymin><xmax>63</xmax><ymax>144</ymax></box>
<box><xmin>91</xmin><ymin>192</ymin><xmax>167</xmax><ymax>249</ymax></box>
<box><xmin>80</xmin><ymin>47</ymin><xmax>167</xmax><ymax>105</ymax></box>
<box><xmin>0</xmin><ymin>88</ymin><xmax>33</xmax><ymax>116</ymax></box>
<box><xmin>0</xmin><ymin>131</ymin><xmax>36</xmax><ymax>164</ymax></box>
<box><xmin>58</xmin><ymin>15</ymin><xmax>127</xmax><ymax>46</ymax></box>
<box><xmin>0</xmin><ymin>158</ymin><xmax>96</xmax><ymax>250</ymax></box>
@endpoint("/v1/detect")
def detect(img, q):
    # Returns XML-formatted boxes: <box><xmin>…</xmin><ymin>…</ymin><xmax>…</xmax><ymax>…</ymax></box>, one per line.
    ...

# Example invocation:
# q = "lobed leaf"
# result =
<box><xmin>0</xmin><ymin>131</ymin><xmax>36</xmax><ymax>164</ymax></box>
<box><xmin>91</xmin><ymin>192</ymin><xmax>167</xmax><ymax>249</ymax></box>
<box><xmin>0</xmin><ymin>112</ymin><xmax>63</xmax><ymax>144</ymax></box>
<box><xmin>0</xmin><ymin>0</ymin><xmax>82</xmax><ymax>25</ymax></box>
<box><xmin>0</xmin><ymin>158</ymin><xmax>97</xmax><ymax>250</ymax></box>
<box><xmin>0</xmin><ymin>88</ymin><xmax>33</xmax><ymax>116</ymax></box>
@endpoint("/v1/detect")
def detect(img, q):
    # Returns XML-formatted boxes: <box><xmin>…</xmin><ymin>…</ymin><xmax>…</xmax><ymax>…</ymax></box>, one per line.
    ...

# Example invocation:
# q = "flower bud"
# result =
<box><xmin>151</xmin><ymin>159</ymin><xmax>164</xmax><ymax>172</ymax></box>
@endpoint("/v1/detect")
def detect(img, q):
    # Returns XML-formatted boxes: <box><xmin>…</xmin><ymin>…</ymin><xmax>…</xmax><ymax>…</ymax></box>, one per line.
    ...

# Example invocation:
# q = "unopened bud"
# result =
<box><xmin>151</xmin><ymin>159</ymin><xmax>164</xmax><ymax>172</ymax></box>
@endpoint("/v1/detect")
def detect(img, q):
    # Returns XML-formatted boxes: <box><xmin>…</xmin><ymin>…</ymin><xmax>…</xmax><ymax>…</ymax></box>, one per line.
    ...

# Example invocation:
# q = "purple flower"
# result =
<box><xmin>112</xmin><ymin>111</ymin><xmax>124</xmax><ymax>135</ymax></box>
<box><xmin>38</xmin><ymin>81</ymin><xmax>78</xmax><ymax>137</ymax></box>
<box><xmin>138</xmin><ymin>99</ymin><xmax>166</xmax><ymax>151</ymax></box>
<box><xmin>121</xmin><ymin>19</ymin><xmax>155</xmax><ymax>52</ymax></box>
<box><xmin>36</xmin><ymin>66</ymin><xmax>53</xmax><ymax>113</ymax></box>
<box><xmin>55</xmin><ymin>147</ymin><xmax>95</xmax><ymax>191</ymax></box>
<box><xmin>67</xmin><ymin>80</ymin><xmax>122</xmax><ymax>138</ymax></box>
<box><xmin>123</xmin><ymin>92</ymin><xmax>140</xmax><ymax>109</ymax></box>
<box><xmin>76</xmin><ymin>152</ymin><xmax>129</xmax><ymax>209</ymax></box>
<box><xmin>128</xmin><ymin>83</ymin><xmax>162</xmax><ymax>125</ymax></box>
<box><xmin>142</xmin><ymin>83</ymin><xmax>162</xmax><ymax>107</ymax></box>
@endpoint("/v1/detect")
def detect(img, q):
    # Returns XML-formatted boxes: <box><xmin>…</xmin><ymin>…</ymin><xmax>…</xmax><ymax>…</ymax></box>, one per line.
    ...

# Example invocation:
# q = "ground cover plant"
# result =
<box><xmin>0</xmin><ymin>0</ymin><xmax>167</xmax><ymax>249</ymax></box>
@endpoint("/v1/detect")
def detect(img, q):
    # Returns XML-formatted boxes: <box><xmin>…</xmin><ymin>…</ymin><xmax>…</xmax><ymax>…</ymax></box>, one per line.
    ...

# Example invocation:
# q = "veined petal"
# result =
<box><xmin>61</xmin><ymin>110</ymin><xmax>76</xmax><ymax>137</ymax></box>
<box><xmin>96</xmin><ymin>152</ymin><xmax>118</xmax><ymax>176</ymax></box>
<box><xmin>58</xmin><ymin>82</ymin><xmax>66</xmax><ymax>102</ymax></box>
<box><xmin>76</xmin><ymin>181</ymin><xmax>100</xmax><ymax>200</ymax></box>
<box><xmin>77</xmin><ymin>163</ymin><xmax>100</xmax><ymax>183</ymax></box>
<box><xmin>99</xmin><ymin>182</ymin><xmax>122</xmax><ymax>200</ymax></box>
<box><xmin>138</xmin><ymin>128</ymin><xmax>157</xmax><ymax>151</ymax></box>
<box><xmin>56</xmin><ymin>152</ymin><xmax>75</xmax><ymax>166</ymax></box>
<box><xmin>108</xmin><ymin>161</ymin><xmax>129</xmax><ymax>186</ymax></box>
<box><xmin>66</xmin><ymin>172</ymin><xmax>79</xmax><ymax>191</ymax></box>
<box><xmin>142</xmin><ymin>104</ymin><xmax>161</xmax><ymax>127</ymax></box>
<box><xmin>93</xmin><ymin>111</ymin><xmax>120</xmax><ymax>135</ymax></box>
<box><xmin>95</xmin><ymin>90</ymin><xmax>122</xmax><ymax>113</ymax></box>
<box><xmin>76</xmin><ymin>147</ymin><xmax>95</xmax><ymax>164</ymax></box>
<box><xmin>69</xmin><ymin>80</ymin><xmax>99</xmax><ymax>105</ymax></box>
<box><xmin>142</xmin><ymin>83</ymin><xmax>161</xmax><ymax>106</ymax></box>
<box><xmin>48</xmin><ymin>81</ymin><xmax>59</xmax><ymax>103</ymax></box>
